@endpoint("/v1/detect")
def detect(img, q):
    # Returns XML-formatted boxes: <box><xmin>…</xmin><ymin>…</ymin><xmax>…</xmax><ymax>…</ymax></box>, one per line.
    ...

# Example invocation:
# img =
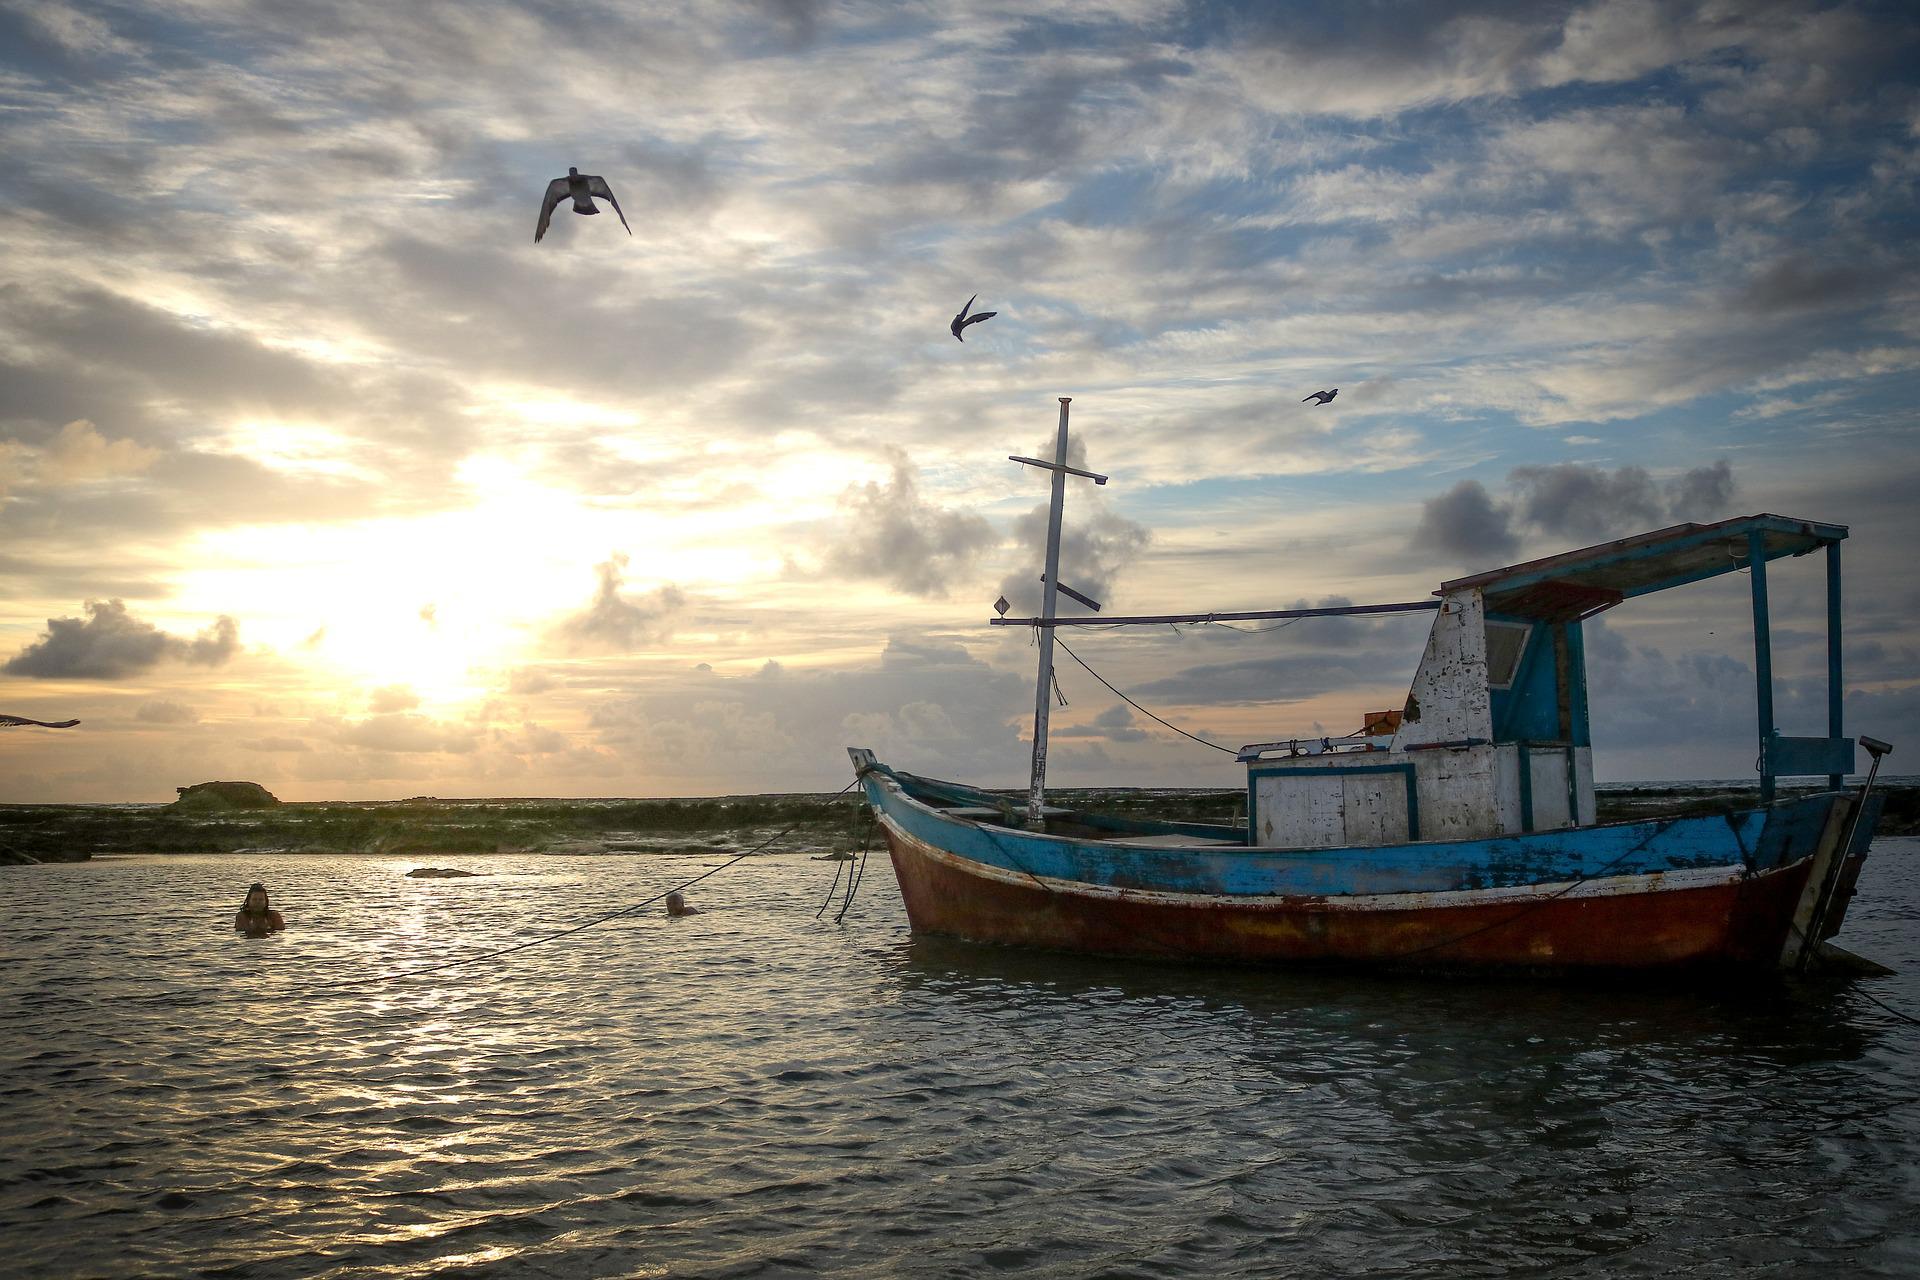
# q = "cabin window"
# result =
<box><xmin>1485</xmin><ymin>620</ymin><xmax>1531</xmax><ymax>689</ymax></box>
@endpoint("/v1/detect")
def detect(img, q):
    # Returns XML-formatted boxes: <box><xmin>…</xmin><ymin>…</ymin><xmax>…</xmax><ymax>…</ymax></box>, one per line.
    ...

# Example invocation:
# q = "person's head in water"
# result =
<box><xmin>235</xmin><ymin>882</ymin><xmax>285</xmax><ymax>933</ymax></box>
<box><xmin>665</xmin><ymin>891</ymin><xmax>694</xmax><ymax>917</ymax></box>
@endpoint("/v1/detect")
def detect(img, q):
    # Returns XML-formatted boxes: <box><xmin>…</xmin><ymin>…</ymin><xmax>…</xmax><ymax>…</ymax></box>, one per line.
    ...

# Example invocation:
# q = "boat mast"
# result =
<box><xmin>1028</xmin><ymin>397</ymin><xmax>1073</xmax><ymax>825</ymax></box>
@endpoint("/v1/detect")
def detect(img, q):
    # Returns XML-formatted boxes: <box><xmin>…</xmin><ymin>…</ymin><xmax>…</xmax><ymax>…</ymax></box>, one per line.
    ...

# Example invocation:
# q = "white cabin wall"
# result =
<box><xmin>1529</xmin><ymin>751</ymin><xmax>1573</xmax><ymax>828</ymax></box>
<box><xmin>1410</xmin><ymin>744</ymin><xmax>1504</xmax><ymax>840</ymax></box>
<box><xmin>1494</xmin><ymin>743</ymin><xmax>1524</xmax><ymax>832</ymax></box>
<box><xmin>1390</xmin><ymin>589</ymin><xmax>1492</xmax><ymax>749</ymax></box>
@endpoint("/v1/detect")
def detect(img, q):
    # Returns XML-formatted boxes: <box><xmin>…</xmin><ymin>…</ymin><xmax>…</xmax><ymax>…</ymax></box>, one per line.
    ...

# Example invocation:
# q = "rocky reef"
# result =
<box><xmin>170</xmin><ymin>781</ymin><xmax>283</xmax><ymax>811</ymax></box>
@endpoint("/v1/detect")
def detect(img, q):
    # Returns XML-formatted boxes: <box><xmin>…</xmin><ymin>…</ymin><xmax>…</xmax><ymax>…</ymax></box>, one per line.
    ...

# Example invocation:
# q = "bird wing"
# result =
<box><xmin>1302</xmin><ymin>393</ymin><xmax>1318</xmax><ymax>402</ymax></box>
<box><xmin>956</xmin><ymin>293</ymin><xmax>977</xmax><ymax>321</ymax></box>
<box><xmin>535</xmin><ymin>177</ymin><xmax>569</xmax><ymax>242</ymax></box>
<box><xmin>960</xmin><ymin>310</ymin><xmax>997</xmax><ymax>328</ymax></box>
<box><xmin>0</xmin><ymin>715</ymin><xmax>79</xmax><ymax>728</ymax></box>
<box><xmin>587</xmin><ymin>175</ymin><xmax>632</xmax><ymax>234</ymax></box>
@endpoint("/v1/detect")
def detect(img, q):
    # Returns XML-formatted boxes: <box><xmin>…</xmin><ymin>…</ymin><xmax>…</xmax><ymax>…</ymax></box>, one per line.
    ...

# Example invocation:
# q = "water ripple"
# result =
<box><xmin>2</xmin><ymin>844</ymin><xmax>1919</xmax><ymax>1276</ymax></box>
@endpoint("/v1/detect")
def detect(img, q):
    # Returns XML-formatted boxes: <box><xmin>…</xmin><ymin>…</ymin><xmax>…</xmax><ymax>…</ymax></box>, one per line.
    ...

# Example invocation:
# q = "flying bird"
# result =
<box><xmin>950</xmin><ymin>294</ymin><xmax>997</xmax><ymax>341</ymax></box>
<box><xmin>535</xmin><ymin>167</ymin><xmax>631</xmax><ymax>243</ymax></box>
<box><xmin>0</xmin><ymin>715</ymin><xmax>79</xmax><ymax>729</ymax></box>
<box><xmin>1303</xmin><ymin>388</ymin><xmax>1339</xmax><ymax>405</ymax></box>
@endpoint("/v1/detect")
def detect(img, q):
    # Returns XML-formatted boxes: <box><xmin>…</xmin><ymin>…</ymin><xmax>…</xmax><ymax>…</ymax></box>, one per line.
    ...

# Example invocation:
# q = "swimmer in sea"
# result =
<box><xmin>665</xmin><ymin>890</ymin><xmax>699</xmax><ymax>917</ymax></box>
<box><xmin>234</xmin><ymin>882</ymin><xmax>286</xmax><ymax>935</ymax></box>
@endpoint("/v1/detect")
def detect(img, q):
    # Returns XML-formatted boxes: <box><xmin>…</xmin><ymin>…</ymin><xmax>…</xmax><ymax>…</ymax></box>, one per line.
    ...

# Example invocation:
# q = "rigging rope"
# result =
<box><xmin>1053</xmin><ymin>637</ymin><xmax>1238</xmax><ymax>756</ymax></box>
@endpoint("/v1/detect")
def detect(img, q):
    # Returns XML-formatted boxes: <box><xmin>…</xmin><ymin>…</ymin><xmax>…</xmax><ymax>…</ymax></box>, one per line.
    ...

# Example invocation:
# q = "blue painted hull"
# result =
<box><xmin>854</xmin><ymin>760</ymin><xmax>1879</xmax><ymax>972</ymax></box>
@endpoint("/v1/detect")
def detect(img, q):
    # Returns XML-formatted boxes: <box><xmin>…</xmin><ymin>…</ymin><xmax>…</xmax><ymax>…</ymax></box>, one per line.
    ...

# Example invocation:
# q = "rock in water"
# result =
<box><xmin>171</xmin><ymin>781</ymin><xmax>282</xmax><ymax>811</ymax></box>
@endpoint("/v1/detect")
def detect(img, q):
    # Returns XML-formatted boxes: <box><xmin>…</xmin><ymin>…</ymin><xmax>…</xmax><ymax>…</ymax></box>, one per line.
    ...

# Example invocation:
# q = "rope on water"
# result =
<box><xmin>833</xmin><ymin>805</ymin><xmax>877</xmax><ymax>923</ymax></box>
<box><xmin>1853</xmin><ymin>984</ymin><xmax>1920</xmax><ymax>1028</ymax></box>
<box><xmin>308</xmin><ymin>778</ymin><xmax>861</xmax><ymax>992</ymax></box>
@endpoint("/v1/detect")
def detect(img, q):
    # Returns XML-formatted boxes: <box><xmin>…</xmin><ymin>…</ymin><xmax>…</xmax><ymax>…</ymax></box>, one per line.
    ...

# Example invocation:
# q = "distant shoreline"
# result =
<box><xmin>4</xmin><ymin>780</ymin><xmax>1914</xmax><ymax>864</ymax></box>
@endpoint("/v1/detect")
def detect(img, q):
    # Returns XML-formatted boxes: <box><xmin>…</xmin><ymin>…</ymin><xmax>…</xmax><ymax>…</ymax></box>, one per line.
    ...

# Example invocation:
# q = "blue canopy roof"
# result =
<box><xmin>1438</xmin><ymin>514</ymin><xmax>1848</xmax><ymax>621</ymax></box>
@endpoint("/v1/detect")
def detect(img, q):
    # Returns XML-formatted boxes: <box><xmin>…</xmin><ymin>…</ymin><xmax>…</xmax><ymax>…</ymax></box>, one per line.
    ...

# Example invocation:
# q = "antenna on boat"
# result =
<box><xmin>1012</xmin><ymin>397</ymin><xmax>1109</xmax><ymax>825</ymax></box>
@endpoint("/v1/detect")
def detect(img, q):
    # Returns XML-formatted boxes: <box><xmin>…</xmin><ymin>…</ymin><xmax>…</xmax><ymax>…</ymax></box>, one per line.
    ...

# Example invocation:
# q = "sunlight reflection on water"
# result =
<box><xmin>3</xmin><ymin>843</ymin><xmax>1919</xmax><ymax>1277</ymax></box>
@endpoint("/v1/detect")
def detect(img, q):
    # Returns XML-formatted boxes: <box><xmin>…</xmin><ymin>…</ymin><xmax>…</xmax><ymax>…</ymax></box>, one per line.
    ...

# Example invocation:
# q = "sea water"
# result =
<box><xmin>3</xmin><ymin>841</ymin><xmax>1918</xmax><ymax>1277</ymax></box>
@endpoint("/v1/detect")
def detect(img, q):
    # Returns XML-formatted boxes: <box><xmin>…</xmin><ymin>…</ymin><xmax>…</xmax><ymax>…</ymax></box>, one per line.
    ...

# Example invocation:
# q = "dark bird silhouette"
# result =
<box><xmin>950</xmin><ymin>294</ymin><xmax>997</xmax><ymax>341</ymax></box>
<box><xmin>1303</xmin><ymin>388</ymin><xmax>1338</xmax><ymax>405</ymax></box>
<box><xmin>535</xmin><ymin>168</ymin><xmax>631</xmax><ymax>242</ymax></box>
<box><xmin>0</xmin><ymin>715</ymin><xmax>79</xmax><ymax>728</ymax></box>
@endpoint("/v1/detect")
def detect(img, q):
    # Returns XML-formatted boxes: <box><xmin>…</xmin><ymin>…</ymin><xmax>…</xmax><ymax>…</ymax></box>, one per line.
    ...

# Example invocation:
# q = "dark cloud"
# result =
<box><xmin>2</xmin><ymin>600</ymin><xmax>239</xmax><ymax>679</ymax></box>
<box><xmin>1134</xmin><ymin>648</ymin><xmax>1412</xmax><ymax>707</ymax></box>
<box><xmin>1510</xmin><ymin>462</ymin><xmax>1667</xmax><ymax>541</ymax></box>
<box><xmin>825</xmin><ymin>455</ymin><xmax>996</xmax><ymax>598</ymax></box>
<box><xmin>1413</xmin><ymin>480</ymin><xmax>1520</xmax><ymax>560</ymax></box>
<box><xmin>550</xmin><ymin>555</ymin><xmax>686</xmax><ymax>654</ymax></box>
<box><xmin>1666</xmin><ymin>459</ymin><xmax>1735</xmax><ymax>518</ymax></box>
<box><xmin>1414</xmin><ymin>461</ymin><xmax>1739</xmax><ymax>566</ymax></box>
<box><xmin>1739</xmin><ymin>256</ymin><xmax>1878</xmax><ymax>316</ymax></box>
<box><xmin>997</xmin><ymin>501</ymin><xmax>1151</xmax><ymax>616</ymax></box>
<box><xmin>1055</xmin><ymin>703</ymin><xmax>1150</xmax><ymax>742</ymax></box>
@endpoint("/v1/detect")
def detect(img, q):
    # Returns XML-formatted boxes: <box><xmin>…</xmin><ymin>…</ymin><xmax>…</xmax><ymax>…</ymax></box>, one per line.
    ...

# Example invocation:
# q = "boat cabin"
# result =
<box><xmin>1241</xmin><ymin>514</ymin><xmax>1853</xmax><ymax>848</ymax></box>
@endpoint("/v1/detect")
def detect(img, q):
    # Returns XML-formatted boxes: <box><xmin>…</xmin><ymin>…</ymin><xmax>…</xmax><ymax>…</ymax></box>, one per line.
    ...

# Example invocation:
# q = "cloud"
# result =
<box><xmin>822</xmin><ymin>454</ymin><xmax>997</xmax><ymax>598</ymax></box>
<box><xmin>549</xmin><ymin>554</ymin><xmax>686</xmax><ymax>654</ymax></box>
<box><xmin>240</xmin><ymin>735</ymin><xmax>310</xmax><ymax>752</ymax></box>
<box><xmin>1413</xmin><ymin>460</ymin><xmax>1739</xmax><ymax>565</ymax></box>
<box><xmin>135</xmin><ymin>699</ymin><xmax>198</xmax><ymax>724</ymax></box>
<box><xmin>997</xmin><ymin>501</ymin><xmax>1151</xmax><ymax>616</ymax></box>
<box><xmin>3</xmin><ymin>599</ymin><xmax>240</xmax><ymax>679</ymax></box>
<box><xmin>333</xmin><ymin>713</ymin><xmax>479</xmax><ymax>754</ymax></box>
<box><xmin>507</xmin><ymin>667</ymin><xmax>556</xmax><ymax>695</ymax></box>
<box><xmin>1055</xmin><ymin>703</ymin><xmax>1151</xmax><ymax>742</ymax></box>
<box><xmin>1415</xmin><ymin>480</ymin><xmax>1520</xmax><ymax>560</ymax></box>
<box><xmin>1509</xmin><ymin>462</ymin><xmax>1668</xmax><ymax>540</ymax></box>
<box><xmin>34</xmin><ymin>419</ymin><xmax>158</xmax><ymax>484</ymax></box>
<box><xmin>368</xmin><ymin>684</ymin><xmax>420</xmax><ymax>713</ymax></box>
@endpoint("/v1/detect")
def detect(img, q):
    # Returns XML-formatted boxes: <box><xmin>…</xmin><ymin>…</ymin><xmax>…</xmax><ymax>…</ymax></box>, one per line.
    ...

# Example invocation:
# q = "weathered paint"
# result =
<box><xmin>861</xmin><ymin>768</ymin><xmax>1835</xmax><ymax>900</ymax></box>
<box><xmin>1391</xmin><ymin>589</ymin><xmax>1493</xmax><ymax>749</ymax></box>
<box><xmin>875</xmin><ymin>812</ymin><xmax>1818</xmax><ymax>972</ymax></box>
<box><xmin>852</xmin><ymin>722</ymin><xmax>1877</xmax><ymax>973</ymax></box>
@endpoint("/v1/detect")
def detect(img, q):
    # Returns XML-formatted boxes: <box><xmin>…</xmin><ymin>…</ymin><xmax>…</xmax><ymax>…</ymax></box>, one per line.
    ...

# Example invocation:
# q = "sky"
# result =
<box><xmin>0</xmin><ymin>0</ymin><xmax>1916</xmax><ymax>802</ymax></box>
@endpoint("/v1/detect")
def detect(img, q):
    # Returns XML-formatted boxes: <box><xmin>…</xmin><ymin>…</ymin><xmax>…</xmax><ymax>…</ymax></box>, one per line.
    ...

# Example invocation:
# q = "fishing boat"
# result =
<box><xmin>848</xmin><ymin>398</ymin><xmax>1893</xmax><ymax>974</ymax></box>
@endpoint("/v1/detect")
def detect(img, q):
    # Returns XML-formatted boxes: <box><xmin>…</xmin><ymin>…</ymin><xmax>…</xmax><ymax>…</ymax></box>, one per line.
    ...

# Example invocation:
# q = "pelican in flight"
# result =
<box><xmin>535</xmin><ymin>168</ymin><xmax>631</xmax><ymax>242</ymax></box>
<box><xmin>950</xmin><ymin>294</ymin><xmax>997</xmax><ymax>341</ymax></box>
<box><xmin>1303</xmin><ymin>388</ymin><xmax>1338</xmax><ymax>405</ymax></box>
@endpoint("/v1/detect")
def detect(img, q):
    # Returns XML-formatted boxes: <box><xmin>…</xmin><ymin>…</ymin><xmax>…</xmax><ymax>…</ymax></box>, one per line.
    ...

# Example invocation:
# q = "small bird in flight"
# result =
<box><xmin>950</xmin><ymin>294</ymin><xmax>997</xmax><ymax>341</ymax></box>
<box><xmin>535</xmin><ymin>167</ymin><xmax>631</xmax><ymax>243</ymax></box>
<box><xmin>0</xmin><ymin>715</ymin><xmax>79</xmax><ymax>728</ymax></box>
<box><xmin>1303</xmin><ymin>388</ymin><xmax>1338</xmax><ymax>405</ymax></box>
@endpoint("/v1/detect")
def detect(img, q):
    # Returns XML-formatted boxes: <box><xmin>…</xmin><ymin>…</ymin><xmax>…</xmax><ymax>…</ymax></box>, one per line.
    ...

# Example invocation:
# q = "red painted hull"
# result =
<box><xmin>880</xmin><ymin>821</ymin><xmax>1819</xmax><ymax>972</ymax></box>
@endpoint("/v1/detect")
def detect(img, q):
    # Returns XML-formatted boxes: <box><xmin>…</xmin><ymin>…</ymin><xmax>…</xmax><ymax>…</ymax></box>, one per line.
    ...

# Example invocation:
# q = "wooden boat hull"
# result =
<box><xmin>857</xmin><ymin>765</ymin><xmax>1880</xmax><ymax>974</ymax></box>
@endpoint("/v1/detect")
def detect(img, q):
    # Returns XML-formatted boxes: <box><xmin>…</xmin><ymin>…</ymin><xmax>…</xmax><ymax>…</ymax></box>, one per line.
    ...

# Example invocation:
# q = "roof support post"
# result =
<box><xmin>1749</xmin><ymin>528</ymin><xmax>1776</xmax><ymax>805</ymax></box>
<box><xmin>1827</xmin><ymin>541</ymin><xmax>1844</xmax><ymax>791</ymax></box>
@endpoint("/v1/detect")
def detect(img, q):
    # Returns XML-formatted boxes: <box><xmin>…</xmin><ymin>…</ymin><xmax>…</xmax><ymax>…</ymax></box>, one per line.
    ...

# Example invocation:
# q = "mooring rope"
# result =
<box><xmin>305</xmin><ymin>778</ymin><xmax>862</xmax><ymax>992</ymax></box>
<box><xmin>833</xmin><ymin>805</ymin><xmax>877</xmax><ymax>922</ymax></box>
